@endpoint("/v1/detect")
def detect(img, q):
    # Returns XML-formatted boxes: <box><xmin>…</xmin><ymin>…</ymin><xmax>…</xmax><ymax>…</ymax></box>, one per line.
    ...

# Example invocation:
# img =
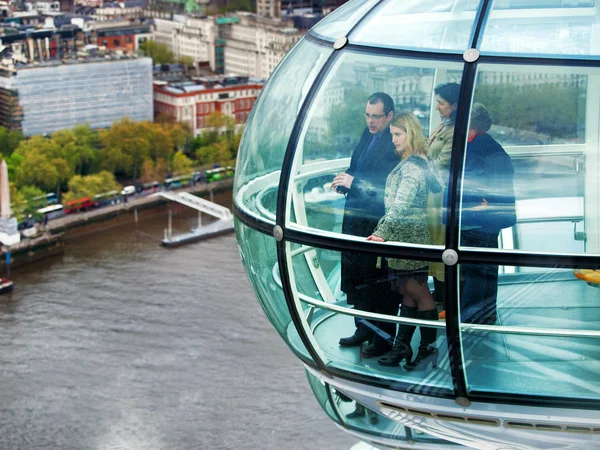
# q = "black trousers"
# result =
<box><xmin>347</xmin><ymin>277</ymin><xmax>402</xmax><ymax>342</ymax></box>
<box><xmin>460</xmin><ymin>229</ymin><xmax>499</xmax><ymax>324</ymax></box>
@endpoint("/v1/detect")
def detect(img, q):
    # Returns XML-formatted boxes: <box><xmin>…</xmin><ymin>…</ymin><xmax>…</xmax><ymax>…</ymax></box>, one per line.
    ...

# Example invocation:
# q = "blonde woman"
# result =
<box><xmin>367</xmin><ymin>112</ymin><xmax>438</xmax><ymax>370</ymax></box>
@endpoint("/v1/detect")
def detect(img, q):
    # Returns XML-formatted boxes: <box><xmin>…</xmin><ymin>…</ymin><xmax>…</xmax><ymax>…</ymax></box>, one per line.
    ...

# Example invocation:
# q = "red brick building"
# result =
<box><xmin>153</xmin><ymin>75</ymin><xmax>263</xmax><ymax>135</ymax></box>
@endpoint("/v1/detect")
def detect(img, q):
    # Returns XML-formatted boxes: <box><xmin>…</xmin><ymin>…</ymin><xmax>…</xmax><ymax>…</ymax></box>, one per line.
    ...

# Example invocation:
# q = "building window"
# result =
<box><xmin>126</xmin><ymin>37</ymin><xmax>132</xmax><ymax>44</ymax></box>
<box><xmin>114</xmin><ymin>39</ymin><xmax>120</xmax><ymax>46</ymax></box>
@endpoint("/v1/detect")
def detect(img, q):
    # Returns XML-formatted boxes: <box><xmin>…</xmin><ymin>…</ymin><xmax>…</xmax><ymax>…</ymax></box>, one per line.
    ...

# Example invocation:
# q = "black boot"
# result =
<box><xmin>378</xmin><ymin>306</ymin><xmax>417</xmax><ymax>366</ymax></box>
<box><xmin>404</xmin><ymin>309</ymin><xmax>439</xmax><ymax>372</ymax></box>
<box><xmin>339</xmin><ymin>323</ymin><xmax>372</xmax><ymax>347</ymax></box>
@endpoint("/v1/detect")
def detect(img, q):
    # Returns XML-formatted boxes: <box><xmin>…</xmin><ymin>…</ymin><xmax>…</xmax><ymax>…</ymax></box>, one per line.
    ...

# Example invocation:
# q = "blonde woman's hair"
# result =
<box><xmin>390</xmin><ymin>111</ymin><xmax>427</xmax><ymax>158</ymax></box>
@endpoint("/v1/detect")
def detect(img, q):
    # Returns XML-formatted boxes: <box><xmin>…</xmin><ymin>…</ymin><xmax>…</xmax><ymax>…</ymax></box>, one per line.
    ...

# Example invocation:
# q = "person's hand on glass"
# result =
<box><xmin>331</xmin><ymin>172</ymin><xmax>354</xmax><ymax>193</ymax></box>
<box><xmin>367</xmin><ymin>235</ymin><xmax>385</xmax><ymax>242</ymax></box>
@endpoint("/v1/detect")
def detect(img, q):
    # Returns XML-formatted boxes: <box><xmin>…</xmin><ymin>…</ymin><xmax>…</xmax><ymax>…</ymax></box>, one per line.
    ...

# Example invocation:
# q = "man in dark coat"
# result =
<box><xmin>460</xmin><ymin>103</ymin><xmax>516</xmax><ymax>324</ymax></box>
<box><xmin>331</xmin><ymin>92</ymin><xmax>401</xmax><ymax>358</ymax></box>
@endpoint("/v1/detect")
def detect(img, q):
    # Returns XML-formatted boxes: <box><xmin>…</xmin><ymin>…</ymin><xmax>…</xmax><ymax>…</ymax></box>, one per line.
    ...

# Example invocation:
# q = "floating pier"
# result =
<box><xmin>156</xmin><ymin>192</ymin><xmax>235</xmax><ymax>247</ymax></box>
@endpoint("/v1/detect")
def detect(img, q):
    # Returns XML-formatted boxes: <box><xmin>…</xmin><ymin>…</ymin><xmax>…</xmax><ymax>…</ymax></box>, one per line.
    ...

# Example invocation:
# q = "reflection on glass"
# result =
<box><xmin>311</xmin><ymin>0</ymin><xmax>379</xmax><ymax>40</ymax></box>
<box><xmin>290</xmin><ymin>51</ymin><xmax>462</xmax><ymax>247</ymax></box>
<box><xmin>306</xmin><ymin>370</ymin><xmax>458</xmax><ymax>444</ymax></box>
<box><xmin>474</xmin><ymin>70</ymin><xmax>586</xmax><ymax>146</ymax></box>
<box><xmin>462</xmin><ymin>67</ymin><xmax>595</xmax><ymax>254</ymax></box>
<box><xmin>234</xmin><ymin>220</ymin><xmax>312</xmax><ymax>360</ymax></box>
<box><xmin>288</xmin><ymin>244</ymin><xmax>451</xmax><ymax>391</ymax></box>
<box><xmin>481</xmin><ymin>3</ymin><xmax>597</xmax><ymax>55</ymax></box>
<box><xmin>461</xmin><ymin>264</ymin><xmax>600</xmax><ymax>398</ymax></box>
<box><xmin>234</xmin><ymin>39</ymin><xmax>332</xmax><ymax>217</ymax></box>
<box><xmin>350</xmin><ymin>0</ymin><xmax>477</xmax><ymax>51</ymax></box>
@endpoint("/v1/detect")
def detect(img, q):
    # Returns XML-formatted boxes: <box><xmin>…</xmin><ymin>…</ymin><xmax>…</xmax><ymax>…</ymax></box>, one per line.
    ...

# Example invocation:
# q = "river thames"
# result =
<box><xmin>0</xmin><ymin>193</ymin><xmax>356</xmax><ymax>450</ymax></box>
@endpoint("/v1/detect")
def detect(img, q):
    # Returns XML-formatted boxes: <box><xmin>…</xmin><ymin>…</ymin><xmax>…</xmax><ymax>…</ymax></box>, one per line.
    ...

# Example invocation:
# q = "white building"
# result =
<box><xmin>151</xmin><ymin>13</ymin><xmax>303</xmax><ymax>80</ymax></box>
<box><xmin>0</xmin><ymin>57</ymin><xmax>153</xmax><ymax>136</ymax></box>
<box><xmin>221</xmin><ymin>13</ymin><xmax>302</xmax><ymax>80</ymax></box>
<box><xmin>153</xmin><ymin>15</ymin><xmax>217</xmax><ymax>70</ymax></box>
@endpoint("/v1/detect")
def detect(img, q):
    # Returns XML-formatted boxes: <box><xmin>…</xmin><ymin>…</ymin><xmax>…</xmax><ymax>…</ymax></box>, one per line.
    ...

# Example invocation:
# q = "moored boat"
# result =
<box><xmin>0</xmin><ymin>278</ymin><xmax>14</xmax><ymax>294</ymax></box>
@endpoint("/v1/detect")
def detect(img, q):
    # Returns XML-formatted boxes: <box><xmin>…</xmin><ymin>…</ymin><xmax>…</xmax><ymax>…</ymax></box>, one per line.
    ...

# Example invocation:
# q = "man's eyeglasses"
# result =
<box><xmin>364</xmin><ymin>112</ymin><xmax>387</xmax><ymax>120</ymax></box>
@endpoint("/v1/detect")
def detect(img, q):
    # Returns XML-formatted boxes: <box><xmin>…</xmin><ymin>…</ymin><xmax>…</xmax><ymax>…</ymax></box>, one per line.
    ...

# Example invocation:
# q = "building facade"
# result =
<box><xmin>256</xmin><ymin>0</ymin><xmax>281</xmax><ymax>18</ymax></box>
<box><xmin>153</xmin><ymin>75</ymin><xmax>262</xmax><ymax>135</ymax></box>
<box><xmin>153</xmin><ymin>15</ymin><xmax>217</xmax><ymax>70</ymax></box>
<box><xmin>220</xmin><ymin>13</ymin><xmax>302</xmax><ymax>79</ymax></box>
<box><xmin>0</xmin><ymin>57</ymin><xmax>153</xmax><ymax>135</ymax></box>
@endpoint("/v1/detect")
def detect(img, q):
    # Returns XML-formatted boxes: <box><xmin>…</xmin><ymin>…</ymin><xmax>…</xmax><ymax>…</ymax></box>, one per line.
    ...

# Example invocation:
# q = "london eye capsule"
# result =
<box><xmin>233</xmin><ymin>1</ymin><xmax>600</xmax><ymax>448</ymax></box>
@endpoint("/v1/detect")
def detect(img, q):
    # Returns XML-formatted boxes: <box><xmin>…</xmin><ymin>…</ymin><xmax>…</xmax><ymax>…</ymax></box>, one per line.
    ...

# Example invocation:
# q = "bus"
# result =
<box><xmin>37</xmin><ymin>204</ymin><xmax>66</xmax><ymax>221</ymax></box>
<box><xmin>206</xmin><ymin>166</ymin><xmax>235</xmax><ymax>183</ymax></box>
<box><xmin>30</xmin><ymin>192</ymin><xmax>59</xmax><ymax>209</ymax></box>
<box><xmin>64</xmin><ymin>197</ymin><xmax>95</xmax><ymax>214</ymax></box>
<box><xmin>165</xmin><ymin>173</ymin><xmax>194</xmax><ymax>190</ymax></box>
<box><xmin>93</xmin><ymin>190</ymin><xmax>120</xmax><ymax>207</ymax></box>
<box><xmin>136</xmin><ymin>181</ymin><xmax>160</xmax><ymax>195</ymax></box>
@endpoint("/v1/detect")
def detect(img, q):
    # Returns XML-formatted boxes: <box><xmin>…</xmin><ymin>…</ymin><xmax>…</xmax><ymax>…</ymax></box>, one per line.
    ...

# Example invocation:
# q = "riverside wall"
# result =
<box><xmin>0</xmin><ymin>179</ymin><xmax>234</xmax><ymax>270</ymax></box>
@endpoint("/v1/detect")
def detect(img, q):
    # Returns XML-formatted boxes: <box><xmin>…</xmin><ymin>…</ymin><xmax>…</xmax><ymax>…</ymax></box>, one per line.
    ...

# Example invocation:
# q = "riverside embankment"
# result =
<box><xmin>0</xmin><ymin>178</ymin><xmax>234</xmax><ymax>269</ymax></box>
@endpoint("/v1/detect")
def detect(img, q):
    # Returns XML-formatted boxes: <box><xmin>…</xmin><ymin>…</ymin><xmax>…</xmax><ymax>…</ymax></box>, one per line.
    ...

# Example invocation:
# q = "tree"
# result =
<box><xmin>13</xmin><ymin>135</ymin><xmax>72</xmax><ymax>191</ymax></box>
<box><xmin>51</xmin><ymin>127</ymin><xmax>97</xmax><ymax>175</ymax></box>
<box><xmin>195</xmin><ymin>144</ymin><xmax>218</xmax><ymax>167</ymax></box>
<box><xmin>0</xmin><ymin>127</ymin><xmax>23</xmax><ymax>157</ymax></box>
<box><xmin>138</xmin><ymin>41</ymin><xmax>175</xmax><ymax>65</ymax></box>
<box><xmin>206</xmin><ymin>111</ymin><xmax>236</xmax><ymax>132</ymax></box>
<box><xmin>63</xmin><ymin>171</ymin><xmax>121</xmax><ymax>203</ymax></box>
<box><xmin>178</xmin><ymin>55</ymin><xmax>194</xmax><ymax>68</ymax></box>
<box><xmin>9</xmin><ymin>182</ymin><xmax>27</xmax><ymax>221</ymax></box>
<box><xmin>172</xmin><ymin>151</ymin><xmax>193</xmax><ymax>174</ymax></box>
<box><xmin>5</xmin><ymin>152</ymin><xmax>24</xmax><ymax>183</ymax></box>
<box><xmin>16</xmin><ymin>185</ymin><xmax>46</xmax><ymax>219</ymax></box>
<box><xmin>98</xmin><ymin>118</ymin><xmax>151</xmax><ymax>179</ymax></box>
<box><xmin>140</xmin><ymin>159</ymin><xmax>158</xmax><ymax>184</ymax></box>
<box><xmin>473</xmin><ymin>83</ymin><xmax>583</xmax><ymax>141</ymax></box>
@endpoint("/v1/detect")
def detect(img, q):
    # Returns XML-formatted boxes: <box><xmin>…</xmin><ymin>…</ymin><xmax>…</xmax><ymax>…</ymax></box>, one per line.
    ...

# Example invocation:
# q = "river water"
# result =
<box><xmin>0</xmin><ymin>193</ymin><xmax>356</xmax><ymax>450</ymax></box>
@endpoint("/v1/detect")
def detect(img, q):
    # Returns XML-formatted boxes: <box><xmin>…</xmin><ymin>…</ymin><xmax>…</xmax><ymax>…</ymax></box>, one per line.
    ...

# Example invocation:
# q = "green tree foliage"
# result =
<box><xmin>98</xmin><ymin>119</ymin><xmax>190</xmax><ymax>180</ymax></box>
<box><xmin>20</xmin><ymin>185</ymin><xmax>46</xmax><ymax>209</ymax></box>
<box><xmin>312</xmin><ymin>88</ymin><xmax>370</xmax><ymax>160</ymax></box>
<box><xmin>191</xmin><ymin>112</ymin><xmax>241</xmax><ymax>166</ymax></box>
<box><xmin>213</xmin><ymin>0</ymin><xmax>253</xmax><ymax>13</ymax></box>
<box><xmin>138</xmin><ymin>40</ymin><xmax>175</xmax><ymax>65</ymax></box>
<box><xmin>9</xmin><ymin>182</ymin><xmax>27</xmax><ymax>221</ymax></box>
<box><xmin>51</xmin><ymin>126</ymin><xmax>97</xmax><ymax>175</ymax></box>
<box><xmin>13</xmin><ymin>185</ymin><xmax>47</xmax><ymax>219</ymax></box>
<box><xmin>63</xmin><ymin>171</ymin><xmax>121</xmax><ymax>203</ymax></box>
<box><xmin>172</xmin><ymin>151</ymin><xmax>193</xmax><ymax>174</ymax></box>
<box><xmin>98</xmin><ymin>118</ymin><xmax>151</xmax><ymax>179</ymax></box>
<box><xmin>474</xmin><ymin>83</ymin><xmax>584</xmax><ymax>140</ymax></box>
<box><xmin>0</xmin><ymin>127</ymin><xmax>23</xmax><ymax>157</ymax></box>
<box><xmin>13</xmin><ymin>135</ymin><xmax>72</xmax><ymax>191</ymax></box>
<box><xmin>178</xmin><ymin>55</ymin><xmax>194</xmax><ymax>68</ymax></box>
<box><xmin>5</xmin><ymin>152</ymin><xmax>24</xmax><ymax>183</ymax></box>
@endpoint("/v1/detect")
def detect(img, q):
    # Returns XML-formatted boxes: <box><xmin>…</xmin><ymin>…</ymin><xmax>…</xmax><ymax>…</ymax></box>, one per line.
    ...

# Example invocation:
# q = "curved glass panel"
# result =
<box><xmin>460</xmin><ymin>264</ymin><xmax>600</xmax><ymax>399</ymax></box>
<box><xmin>286</xmin><ymin>243</ymin><xmax>452</xmax><ymax>393</ymax></box>
<box><xmin>234</xmin><ymin>39</ymin><xmax>332</xmax><ymax>222</ymax></box>
<box><xmin>459</xmin><ymin>64</ymin><xmax>598</xmax><ymax>254</ymax></box>
<box><xmin>350</xmin><ymin>0</ymin><xmax>479</xmax><ymax>52</ymax></box>
<box><xmin>305</xmin><ymin>371</ymin><xmax>461</xmax><ymax>446</ymax></box>
<box><xmin>311</xmin><ymin>0</ymin><xmax>379</xmax><ymax>41</ymax></box>
<box><xmin>288</xmin><ymin>50</ymin><xmax>464</xmax><ymax>253</ymax></box>
<box><xmin>235</xmin><ymin>219</ymin><xmax>312</xmax><ymax>361</ymax></box>
<box><xmin>480</xmin><ymin>1</ymin><xmax>599</xmax><ymax>56</ymax></box>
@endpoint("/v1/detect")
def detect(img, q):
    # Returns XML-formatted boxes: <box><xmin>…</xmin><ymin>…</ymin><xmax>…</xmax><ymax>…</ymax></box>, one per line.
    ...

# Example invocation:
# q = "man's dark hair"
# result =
<box><xmin>434</xmin><ymin>82</ymin><xmax>460</xmax><ymax>106</ymax></box>
<box><xmin>470</xmin><ymin>103</ymin><xmax>492</xmax><ymax>133</ymax></box>
<box><xmin>367</xmin><ymin>92</ymin><xmax>395</xmax><ymax>115</ymax></box>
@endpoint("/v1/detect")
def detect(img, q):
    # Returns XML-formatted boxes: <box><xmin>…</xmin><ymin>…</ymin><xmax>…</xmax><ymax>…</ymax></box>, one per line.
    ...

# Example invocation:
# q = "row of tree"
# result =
<box><xmin>1</xmin><ymin>112</ymin><xmax>242</xmax><ymax>220</ymax></box>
